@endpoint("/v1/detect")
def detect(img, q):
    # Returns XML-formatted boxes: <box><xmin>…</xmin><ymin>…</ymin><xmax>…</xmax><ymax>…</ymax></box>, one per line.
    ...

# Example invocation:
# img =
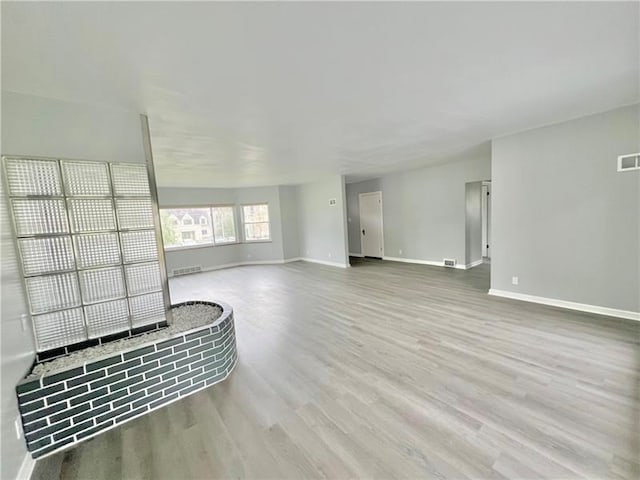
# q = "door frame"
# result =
<box><xmin>481</xmin><ymin>181</ymin><xmax>491</xmax><ymax>258</ymax></box>
<box><xmin>359</xmin><ymin>191</ymin><xmax>384</xmax><ymax>258</ymax></box>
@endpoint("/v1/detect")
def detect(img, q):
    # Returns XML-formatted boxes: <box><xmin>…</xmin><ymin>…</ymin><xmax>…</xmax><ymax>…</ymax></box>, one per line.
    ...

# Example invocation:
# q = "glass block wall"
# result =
<box><xmin>3</xmin><ymin>157</ymin><xmax>169</xmax><ymax>358</ymax></box>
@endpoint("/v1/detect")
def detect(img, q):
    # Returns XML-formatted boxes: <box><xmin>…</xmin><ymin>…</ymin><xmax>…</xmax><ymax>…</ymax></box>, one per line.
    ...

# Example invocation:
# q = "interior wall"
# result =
<box><xmin>297</xmin><ymin>176</ymin><xmax>349</xmax><ymax>267</ymax></box>
<box><xmin>279</xmin><ymin>185</ymin><xmax>301</xmax><ymax>260</ymax></box>
<box><xmin>1</xmin><ymin>90</ymin><xmax>147</xmax><ymax>480</ymax></box>
<box><xmin>346</xmin><ymin>153</ymin><xmax>491</xmax><ymax>265</ymax></box>
<box><xmin>491</xmin><ymin>104</ymin><xmax>640</xmax><ymax>313</ymax></box>
<box><xmin>345</xmin><ymin>178</ymin><xmax>382</xmax><ymax>255</ymax></box>
<box><xmin>157</xmin><ymin>185</ymin><xmax>286</xmax><ymax>273</ymax></box>
<box><xmin>465</xmin><ymin>181</ymin><xmax>483</xmax><ymax>266</ymax></box>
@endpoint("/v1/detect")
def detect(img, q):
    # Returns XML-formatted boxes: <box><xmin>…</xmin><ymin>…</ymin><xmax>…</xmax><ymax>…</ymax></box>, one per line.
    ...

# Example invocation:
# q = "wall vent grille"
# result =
<box><xmin>443</xmin><ymin>258</ymin><xmax>457</xmax><ymax>268</ymax></box>
<box><xmin>172</xmin><ymin>265</ymin><xmax>203</xmax><ymax>276</ymax></box>
<box><xmin>618</xmin><ymin>153</ymin><xmax>640</xmax><ymax>172</ymax></box>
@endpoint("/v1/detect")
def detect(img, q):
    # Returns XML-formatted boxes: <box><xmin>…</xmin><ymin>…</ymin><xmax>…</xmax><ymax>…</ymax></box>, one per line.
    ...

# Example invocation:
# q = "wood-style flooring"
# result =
<box><xmin>51</xmin><ymin>259</ymin><xmax>639</xmax><ymax>479</ymax></box>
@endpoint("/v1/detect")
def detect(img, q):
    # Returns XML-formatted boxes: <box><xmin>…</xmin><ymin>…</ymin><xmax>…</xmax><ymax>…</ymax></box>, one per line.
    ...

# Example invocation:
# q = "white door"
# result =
<box><xmin>359</xmin><ymin>191</ymin><xmax>384</xmax><ymax>258</ymax></box>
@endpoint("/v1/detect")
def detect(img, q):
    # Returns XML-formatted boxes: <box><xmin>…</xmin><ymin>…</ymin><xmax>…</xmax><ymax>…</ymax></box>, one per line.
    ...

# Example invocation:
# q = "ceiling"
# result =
<box><xmin>2</xmin><ymin>2</ymin><xmax>638</xmax><ymax>187</ymax></box>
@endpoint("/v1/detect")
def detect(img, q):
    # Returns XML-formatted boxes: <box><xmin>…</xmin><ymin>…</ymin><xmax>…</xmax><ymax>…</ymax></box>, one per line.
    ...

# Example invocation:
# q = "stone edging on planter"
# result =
<box><xmin>15</xmin><ymin>301</ymin><xmax>237</xmax><ymax>459</ymax></box>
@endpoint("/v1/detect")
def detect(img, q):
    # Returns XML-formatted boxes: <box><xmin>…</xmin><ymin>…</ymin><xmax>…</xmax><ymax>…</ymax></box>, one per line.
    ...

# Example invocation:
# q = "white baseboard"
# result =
<box><xmin>299</xmin><ymin>257</ymin><xmax>349</xmax><ymax>268</ymax></box>
<box><xmin>282</xmin><ymin>257</ymin><xmax>302</xmax><ymax>263</ymax></box>
<box><xmin>16</xmin><ymin>453</ymin><xmax>35</xmax><ymax>480</ymax></box>
<box><xmin>382</xmin><ymin>256</ymin><xmax>467</xmax><ymax>270</ymax></box>
<box><xmin>169</xmin><ymin>259</ymin><xmax>293</xmax><ymax>277</ymax></box>
<box><xmin>168</xmin><ymin>257</ymin><xmax>349</xmax><ymax>277</ymax></box>
<box><xmin>488</xmin><ymin>289</ymin><xmax>640</xmax><ymax>321</ymax></box>
<box><xmin>465</xmin><ymin>259</ymin><xmax>484</xmax><ymax>269</ymax></box>
<box><xmin>349</xmin><ymin>252</ymin><xmax>364</xmax><ymax>257</ymax></box>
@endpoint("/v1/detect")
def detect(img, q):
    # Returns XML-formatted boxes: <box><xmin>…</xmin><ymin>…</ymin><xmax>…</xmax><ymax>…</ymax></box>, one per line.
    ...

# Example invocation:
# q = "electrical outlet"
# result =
<box><xmin>247</xmin><ymin>253</ymin><xmax>252</xmax><ymax>259</ymax></box>
<box><xmin>512</xmin><ymin>276</ymin><xmax>519</xmax><ymax>285</ymax></box>
<box><xmin>20</xmin><ymin>314</ymin><xmax>28</xmax><ymax>332</ymax></box>
<box><xmin>328</xmin><ymin>252</ymin><xmax>332</xmax><ymax>258</ymax></box>
<box><xmin>14</xmin><ymin>418</ymin><xmax>21</xmax><ymax>439</ymax></box>
<box><xmin>399</xmin><ymin>249</ymin><xmax>403</xmax><ymax>255</ymax></box>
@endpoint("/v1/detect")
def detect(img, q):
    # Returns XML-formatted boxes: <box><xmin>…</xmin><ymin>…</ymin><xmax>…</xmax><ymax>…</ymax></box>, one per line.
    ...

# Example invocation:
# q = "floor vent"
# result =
<box><xmin>172</xmin><ymin>265</ymin><xmax>203</xmax><ymax>276</ymax></box>
<box><xmin>443</xmin><ymin>258</ymin><xmax>457</xmax><ymax>268</ymax></box>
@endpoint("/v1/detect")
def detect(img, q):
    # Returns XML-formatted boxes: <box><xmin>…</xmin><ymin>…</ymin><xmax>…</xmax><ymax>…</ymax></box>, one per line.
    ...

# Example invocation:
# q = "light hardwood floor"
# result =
<box><xmin>52</xmin><ymin>259</ymin><xmax>639</xmax><ymax>479</ymax></box>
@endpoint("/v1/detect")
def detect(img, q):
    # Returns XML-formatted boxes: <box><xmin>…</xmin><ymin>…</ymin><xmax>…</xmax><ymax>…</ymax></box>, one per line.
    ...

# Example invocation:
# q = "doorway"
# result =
<box><xmin>481</xmin><ymin>181</ymin><xmax>491</xmax><ymax>259</ymax></box>
<box><xmin>359</xmin><ymin>191</ymin><xmax>384</xmax><ymax>258</ymax></box>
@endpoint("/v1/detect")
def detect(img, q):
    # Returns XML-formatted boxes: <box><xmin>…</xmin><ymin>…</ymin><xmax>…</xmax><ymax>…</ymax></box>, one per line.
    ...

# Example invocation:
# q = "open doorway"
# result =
<box><xmin>465</xmin><ymin>180</ymin><xmax>491</xmax><ymax>269</ymax></box>
<box><xmin>359</xmin><ymin>191</ymin><xmax>384</xmax><ymax>258</ymax></box>
<box><xmin>482</xmin><ymin>181</ymin><xmax>491</xmax><ymax>261</ymax></box>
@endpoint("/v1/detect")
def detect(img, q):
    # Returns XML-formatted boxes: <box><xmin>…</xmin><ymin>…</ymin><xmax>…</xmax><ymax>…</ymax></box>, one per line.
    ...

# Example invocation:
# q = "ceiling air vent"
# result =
<box><xmin>443</xmin><ymin>258</ymin><xmax>457</xmax><ymax>268</ymax></box>
<box><xmin>172</xmin><ymin>265</ymin><xmax>202</xmax><ymax>276</ymax></box>
<box><xmin>618</xmin><ymin>153</ymin><xmax>640</xmax><ymax>172</ymax></box>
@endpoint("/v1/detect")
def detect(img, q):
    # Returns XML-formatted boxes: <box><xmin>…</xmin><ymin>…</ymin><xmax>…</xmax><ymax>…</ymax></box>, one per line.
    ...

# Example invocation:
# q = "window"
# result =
<box><xmin>242</xmin><ymin>204</ymin><xmax>270</xmax><ymax>241</ymax></box>
<box><xmin>160</xmin><ymin>208</ymin><xmax>212</xmax><ymax>248</ymax></box>
<box><xmin>160</xmin><ymin>206</ymin><xmax>238</xmax><ymax>249</ymax></box>
<box><xmin>212</xmin><ymin>206</ymin><xmax>237</xmax><ymax>244</ymax></box>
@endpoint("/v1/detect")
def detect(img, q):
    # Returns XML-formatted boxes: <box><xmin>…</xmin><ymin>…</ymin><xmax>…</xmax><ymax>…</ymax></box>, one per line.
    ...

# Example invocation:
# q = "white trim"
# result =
<box><xmin>617</xmin><ymin>152</ymin><xmax>640</xmax><ymax>172</ymax></box>
<box><xmin>465</xmin><ymin>259</ymin><xmax>484</xmax><ymax>269</ymax></box>
<box><xmin>16</xmin><ymin>453</ymin><xmax>35</xmax><ymax>480</ymax></box>
<box><xmin>299</xmin><ymin>258</ymin><xmax>349</xmax><ymax>268</ymax></box>
<box><xmin>169</xmin><ymin>259</ymin><xmax>292</xmax><ymax>277</ymax></box>
<box><xmin>349</xmin><ymin>252</ymin><xmax>364</xmax><ymax>257</ymax></box>
<box><xmin>167</xmin><ymin>257</ymin><xmax>345</xmax><ymax>277</ymax></box>
<box><xmin>168</xmin><ymin>257</ymin><xmax>351</xmax><ymax>277</ymax></box>
<box><xmin>383</xmin><ymin>256</ymin><xmax>467</xmax><ymax>270</ymax></box>
<box><xmin>488</xmin><ymin>289</ymin><xmax>640</xmax><ymax>321</ymax></box>
<box><xmin>282</xmin><ymin>257</ymin><xmax>302</xmax><ymax>263</ymax></box>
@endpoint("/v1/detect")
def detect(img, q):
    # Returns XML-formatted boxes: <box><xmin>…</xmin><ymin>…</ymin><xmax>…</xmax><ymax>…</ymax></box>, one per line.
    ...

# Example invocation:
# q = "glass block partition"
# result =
<box><xmin>2</xmin><ymin>157</ymin><xmax>170</xmax><ymax>359</ymax></box>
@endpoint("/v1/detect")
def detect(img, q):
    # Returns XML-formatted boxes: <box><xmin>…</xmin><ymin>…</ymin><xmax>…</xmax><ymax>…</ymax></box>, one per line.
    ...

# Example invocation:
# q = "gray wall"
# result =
<box><xmin>297</xmin><ymin>176</ymin><xmax>349</xmax><ymax>266</ymax></box>
<box><xmin>161</xmin><ymin>179</ymin><xmax>350</xmax><ymax>270</ymax></box>
<box><xmin>1</xmin><ymin>91</ymin><xmax>147</xmax><ymax>480</ymax></box>
<box><xmin>345</xmin><ymin>178</ymin><xmax>382</xmax><ymax>255</ymax></box>
<box><xmin>465</xmin><ymin>181</ymin><xmax>483</xmax><ymax>266</ymax></box>
<box><xmin>491</xmin><ymin>104</ymin><xmax>640</xmax><ymax>312</ymax></box>
<box><xmin>346</xmin><ymin>154</ymin><xmax>491</xmax><ymax>264</ymax></box>
<box><xmin>382</xmin><ymin>155</ymin><xmax>490</xmax><ymax>264</ymax></box>
<box><xmin>158</xmin><ymin>186</ymin><xmax>286</xmax><ymax>273</ymax></box>
<box><xmin>279</xmin><ymin>185</ymin><xmax>301</xmax><ymax>260</ymax></box>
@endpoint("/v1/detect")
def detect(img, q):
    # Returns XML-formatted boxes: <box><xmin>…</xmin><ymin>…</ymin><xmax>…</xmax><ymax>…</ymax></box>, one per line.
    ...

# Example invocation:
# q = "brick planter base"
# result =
<box><xmin>16</xmin><ymin>301</ymin><xmax>237</xmax><ymax>459</ymax></box>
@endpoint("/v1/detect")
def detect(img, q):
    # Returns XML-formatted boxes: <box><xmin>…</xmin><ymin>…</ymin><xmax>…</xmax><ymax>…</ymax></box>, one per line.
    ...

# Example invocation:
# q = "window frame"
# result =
<box><xmin>159</xmin><ymin>204</ymin><xmax>241</xmax><ymax>251</ymax></box>
<box><xmin>241</xmin><ymin>203</ymin><xmax>272</xmax><ymax>243</ymax></box>
<box><xmin>210</xmin><ymin>204</ymin><xmax>239</xmax><ymax>245</ymax></box>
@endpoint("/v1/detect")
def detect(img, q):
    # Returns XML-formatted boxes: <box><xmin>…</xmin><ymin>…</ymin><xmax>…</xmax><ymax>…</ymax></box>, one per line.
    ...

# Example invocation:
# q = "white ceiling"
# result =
<box><xmin>2</xmin><ymin>2</ymin><xmax>639</xmax><ymax>187</ymax></box>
